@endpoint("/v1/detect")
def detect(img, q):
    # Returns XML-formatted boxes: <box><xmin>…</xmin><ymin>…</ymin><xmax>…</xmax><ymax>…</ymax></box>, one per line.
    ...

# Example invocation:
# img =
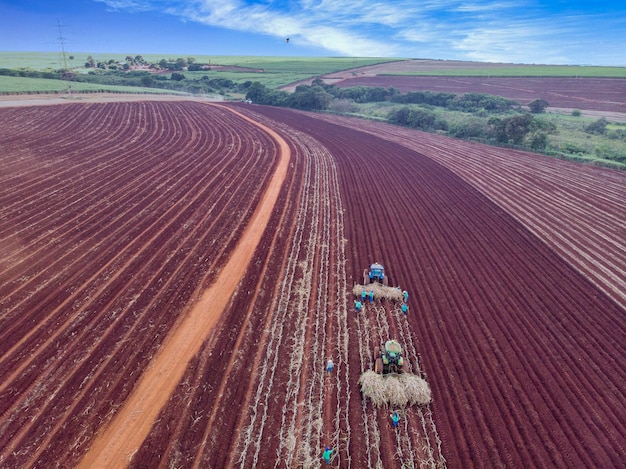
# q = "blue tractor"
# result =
<box><xmin>363</xmin><ymin>262</ymin><xmax>388</xmax><ymax>286</ymax></box>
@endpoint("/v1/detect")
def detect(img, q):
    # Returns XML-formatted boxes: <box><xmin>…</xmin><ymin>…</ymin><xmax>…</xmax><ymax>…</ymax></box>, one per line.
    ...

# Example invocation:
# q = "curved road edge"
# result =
<box><xmin>78</xmin><ymin>103</ymin><xmax>291</xmax><ymax>468</ymax></box>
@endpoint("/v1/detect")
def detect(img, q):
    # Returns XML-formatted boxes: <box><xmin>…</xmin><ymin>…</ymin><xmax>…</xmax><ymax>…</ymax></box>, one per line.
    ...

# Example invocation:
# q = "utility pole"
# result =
<box><xmin>56</xmin><ymin>19</ymin><xmax>72</xmax><ymax>95</ymax></box>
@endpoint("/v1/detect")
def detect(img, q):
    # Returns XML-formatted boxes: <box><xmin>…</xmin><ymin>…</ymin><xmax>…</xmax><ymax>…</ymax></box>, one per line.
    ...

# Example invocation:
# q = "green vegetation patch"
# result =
<box><xmin>0</xmin><ymin>75</ymin><xmax>185</xmax><ymax>94</ymax></box>
<box><xmin>0</xmin><ymin>52</ymin><xmax>401</xmax><ymax>92</ymax></box>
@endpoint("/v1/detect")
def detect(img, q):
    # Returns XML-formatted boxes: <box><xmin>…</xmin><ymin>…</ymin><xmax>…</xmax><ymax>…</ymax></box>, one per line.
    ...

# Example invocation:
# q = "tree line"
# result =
<box><xmin>3</xmin><ymin>60</ymin><xmax>622</xmax><ymax>162</ymax></box>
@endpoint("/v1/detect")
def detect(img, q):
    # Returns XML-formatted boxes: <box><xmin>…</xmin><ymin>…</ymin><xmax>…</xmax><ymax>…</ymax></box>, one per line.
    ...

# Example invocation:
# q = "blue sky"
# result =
<box><xmin>1</xmin><ymin>0</ymin><xmax>625</xmax><ymax>65</ymax></box>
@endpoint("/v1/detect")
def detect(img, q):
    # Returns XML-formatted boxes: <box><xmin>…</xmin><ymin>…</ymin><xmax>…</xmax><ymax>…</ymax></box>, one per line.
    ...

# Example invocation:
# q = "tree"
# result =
<box><xmin>174</xmin><ymin>58</ymin><xmax>187</xmax><ymax>70</ymax></box>
<box><xmin>528</xmin><ymin>98</ymin><xmax>549</xmax><ymax>113</ymax></box>
<box><xmin>530</xmin><ymin>132</ymin><xmax>549</xmax><ymax>150</ymax></box>
<box><xmin>388</xmin><ymin>107</ymin><xmax>411</xmax><ymax>126</ymax></box>
<box><xmin>289</xmin><ymin>85</ymin><xmax>333</xmax><ymax>110</ymax></box>
<box><xmin>141</xmin><ymin>75</ymin><xmax>154</xmax><ymax>87</ymax></box>
<box><xmin>406</xmin><ymin>109</ymin><xmax>436</xmax><ymax>130</ymax></box>
<box><xmin>171</xmin><ymin>72</ymin><xmax>185</xmax><ymax>81</ymax></box>
<box><xmin>246</xmin><ymin>82</ymin><xmax>269</xmax><ymax>103</ymax></box>
<box><xmin>584</xmin><ymin>117</ymin><xmax>608</xmax><ymax>135</ymax></box>
<box><xmin>504</xmin><ymin>113</ymin><xmax>534</xmax><ymax>144</ymax></box>
<box><xmin>488</xmin><ymin>114</ymin><xmax>534</xmax><ymax>144</ymax></box>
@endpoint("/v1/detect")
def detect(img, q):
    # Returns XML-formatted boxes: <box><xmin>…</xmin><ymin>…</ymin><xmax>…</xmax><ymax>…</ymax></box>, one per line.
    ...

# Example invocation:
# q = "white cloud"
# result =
<box><xmin>95</xmin><ymin>0</ymin><xmax>626</xmax><ymax>64</ymax></box>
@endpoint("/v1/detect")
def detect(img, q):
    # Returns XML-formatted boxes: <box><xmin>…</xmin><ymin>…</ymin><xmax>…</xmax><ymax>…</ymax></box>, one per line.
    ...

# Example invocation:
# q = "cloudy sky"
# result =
<box><xmin>1</xmin><ymin>0</ymin><xmax>625</xmax><ymax>65</ymax></box>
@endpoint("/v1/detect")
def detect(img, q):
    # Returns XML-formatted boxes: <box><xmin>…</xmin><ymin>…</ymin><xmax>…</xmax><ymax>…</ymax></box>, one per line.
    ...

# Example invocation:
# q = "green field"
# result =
<box><xmin>0</xmin><ymin>52</ymin><xmax>401</xmax><ymax>91</ymax></box>
<box><xmin>0</xmin><ymin>75</ymin><xmax>187</xmax><ymax>94</ymax></box>
<box><xmin>2</xmin><ymin>52</ymin><xmax>624</xmax><ymax>92</ymax></box>
<box><xmin>0</xmin><ymin>52</ymin><xmax>399</xmax><ymax>72</ymax></box>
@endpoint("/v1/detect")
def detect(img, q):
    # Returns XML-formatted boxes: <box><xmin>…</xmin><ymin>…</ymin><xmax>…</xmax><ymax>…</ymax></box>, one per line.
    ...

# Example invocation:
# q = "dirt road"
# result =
<box><xmin>78</xmin><ymin>104</ymin><xmax>290</xmax><ymax>467</ymax></box>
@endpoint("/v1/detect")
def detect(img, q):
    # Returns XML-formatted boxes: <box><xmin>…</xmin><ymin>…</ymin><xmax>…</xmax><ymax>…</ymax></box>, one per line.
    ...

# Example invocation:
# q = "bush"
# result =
<box><xmin>451</xmin><ymin>93</ymin><xmax>517</xmax><ymax>113</ymax></box>
<box><xmin>528</xmin><ymin>98</ymin><xmax>549</xmax><ymax>113</ymax></box>
<box><xmin>530</xmin><ymin>132</ymin><xmax>549</xmax><ymax>150</ymax></box>
<box><xmin>328</xmin><ymin>98</ymin><xmax>358</xmax><ymax>113</ymax></box>
<box><xmin>584</xmin><ymin>117</ymin><xmax>608</xmax><ymax>135</ymax></box>
<box><xmin>448</xmin><ymin>119</ymin><xmax>489</xmax><ymax>139</ymax></box>
<box><xmin>388</xmin><ymin>107</ymin><xmax>444</xmax><ymax>131</ymax></box>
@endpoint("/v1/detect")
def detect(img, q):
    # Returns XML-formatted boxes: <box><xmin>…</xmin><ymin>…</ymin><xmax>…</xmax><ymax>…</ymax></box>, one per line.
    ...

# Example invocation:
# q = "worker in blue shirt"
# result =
<box><xmin>322</xmin><ymin>447</ymin><xmax>334</xmax><ymax>464</ymax></box>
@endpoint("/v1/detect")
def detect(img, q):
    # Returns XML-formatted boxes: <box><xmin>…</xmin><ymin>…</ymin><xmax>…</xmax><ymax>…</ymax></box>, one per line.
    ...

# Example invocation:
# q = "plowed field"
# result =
<box><xmin>332</xmin><ymin>76</ymin><xmax>626</xmax><ymax>113</ymax></box>
<box><xmin>1</xmin><ymin>99</ymin><xmax>624</xmax><ymax>468</ymax></box>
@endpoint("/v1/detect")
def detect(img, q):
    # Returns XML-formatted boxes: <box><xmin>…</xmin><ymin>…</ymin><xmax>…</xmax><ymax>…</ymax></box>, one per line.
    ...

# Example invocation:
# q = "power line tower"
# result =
<box><xmin>56</xmin><ymin>19</ymin><xmax>72</xmax><ymax>95</ymax></box>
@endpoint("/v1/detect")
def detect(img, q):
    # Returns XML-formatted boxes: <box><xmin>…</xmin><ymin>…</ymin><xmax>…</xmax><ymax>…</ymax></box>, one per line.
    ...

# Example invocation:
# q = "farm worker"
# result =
<box><xmin>355</xmin><ymin>300</ymin><xmax>362</xmax><ymax>312</ymax></box>
<box><xmin>322</xmin><ymin>447</ymin><xmax>334</xmax><ymax>465</ymax></box>
<box><xmin>401</xmin><ymin>303</ymin><xmax>408</xmax><ymax>315</ymax></box>
<box><xmin>369</xmin><ymin>290</ymin><xmax>374</xmax><ymax>302</ymax></box>
<box><xmin>326</xmin><ymin>359</ymin><xmax>334</xmax><ymax>372</ymax></box>
<box><xmin>391</xmin><ymin>411</ymin><xmax>400</xmax><ymax>427</ymax></box>
<box><xmin>403</xmin><ymin>290</ymin><xmax>409</xmax><ymax>303</ymax></box>
<box><xmin>361</xmin><ymin>290</ymin><xmax>367</xmax><ymax>302</ymax></box>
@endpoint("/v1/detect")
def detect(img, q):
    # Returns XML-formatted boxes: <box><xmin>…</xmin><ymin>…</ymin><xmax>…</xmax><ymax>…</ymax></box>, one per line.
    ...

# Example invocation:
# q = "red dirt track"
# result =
<box><xmin>1</xmin><ymin>98</ymin><xmax>625</xmax><ymax>468</ymax></box>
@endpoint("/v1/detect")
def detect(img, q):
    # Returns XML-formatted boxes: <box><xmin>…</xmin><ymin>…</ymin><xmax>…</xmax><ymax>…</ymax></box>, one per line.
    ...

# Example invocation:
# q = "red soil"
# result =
<box><xmin>1</xmin><ymin>99</ymin><xmax>624</xmax><ymax>468</ymax></box>
<box><xmin>232</xmin><ymin>104</ymin><xmax>626</xmax><ymax>468</ymax></box>
<box><xmin>333</xmin><ymin>76</ymin><xmax>626</xmax><ymax>113</ymax></box>
<box><xmin>78</xmin><ymin>104</ymin><xmax>291</xmax><ymax>467</ymax></box>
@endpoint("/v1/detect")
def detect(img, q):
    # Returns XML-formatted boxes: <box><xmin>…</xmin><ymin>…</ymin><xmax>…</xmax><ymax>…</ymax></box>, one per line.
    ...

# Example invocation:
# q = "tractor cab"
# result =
<box><xmin>374</xmin><ymin>340</ymin><xmax>404</xmax><ymax>375</ymax></box>
<box><xmin>363</xmin><ymin>262</ymin><xmax>388</xmax><ymax>285</ymax></box>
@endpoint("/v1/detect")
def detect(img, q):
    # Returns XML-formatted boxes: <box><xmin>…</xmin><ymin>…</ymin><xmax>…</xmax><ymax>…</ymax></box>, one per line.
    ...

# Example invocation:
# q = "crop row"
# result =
<box><xmin>315</xmin><ymin>113</ymin><xmax>626</xmax><ymax>313</ymax></box>
<box><xmin>240</xmin><ymin>104</ymin><xmax>625</xmax><ymax>468</ymax></box>
<box><xmin>0</xmin><ymin>101</ymin><xmax>279</xmax><ymax>467</ymax></box>
<box><xmin>2</xmin><ymin>99</ymin><xmax>623</xmax><ymax>468</ymax></box>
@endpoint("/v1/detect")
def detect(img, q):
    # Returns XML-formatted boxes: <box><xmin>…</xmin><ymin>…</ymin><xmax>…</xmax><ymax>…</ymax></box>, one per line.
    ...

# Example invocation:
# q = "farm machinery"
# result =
<box><xmin>360</xmin><ymin>338</ymin><xmax>431</xmax><ymax>406</ymax></box>
<box><xmin>374</xmin><ymin>340</ymin><xmax>404</xmax><ymax>375</ymax></box>
<box><xmin>363</xmin><ymin>262</ymin><xmax>388</xmax><ymax>286</ymax></box>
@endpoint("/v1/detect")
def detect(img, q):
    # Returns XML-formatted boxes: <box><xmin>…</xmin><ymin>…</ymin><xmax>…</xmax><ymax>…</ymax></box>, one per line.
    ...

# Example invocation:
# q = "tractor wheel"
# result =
<box><xmin>363</xmin><ymin>269</ymin><xmax>370</xmax><ymax>285</ymax></box>
<box><xmin>383</xmin><ymin>275</ymin><xmax>388</xmax><ymax>286</ymax></box>
<box><xmin>374</xmin><ymin>346</ymin><xmax>380</xmax><ymax>362</ymax></box>
<box><xmin>375</xmin><ymin>357</ymin><xmax>384</xmax><ymax>374</ymax></box>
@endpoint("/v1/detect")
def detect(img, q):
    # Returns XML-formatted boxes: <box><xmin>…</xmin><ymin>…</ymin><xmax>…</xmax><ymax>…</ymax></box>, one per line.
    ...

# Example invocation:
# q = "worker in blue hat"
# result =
<box><xmin>391</xmin><ymin>411</ymin><xmax>400</xmax><ymax>427</ymax></box>
<box><xmin>322</xmin><ymin>446</ymin><xmax>334</xmax><ymax>464</ymax></box>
